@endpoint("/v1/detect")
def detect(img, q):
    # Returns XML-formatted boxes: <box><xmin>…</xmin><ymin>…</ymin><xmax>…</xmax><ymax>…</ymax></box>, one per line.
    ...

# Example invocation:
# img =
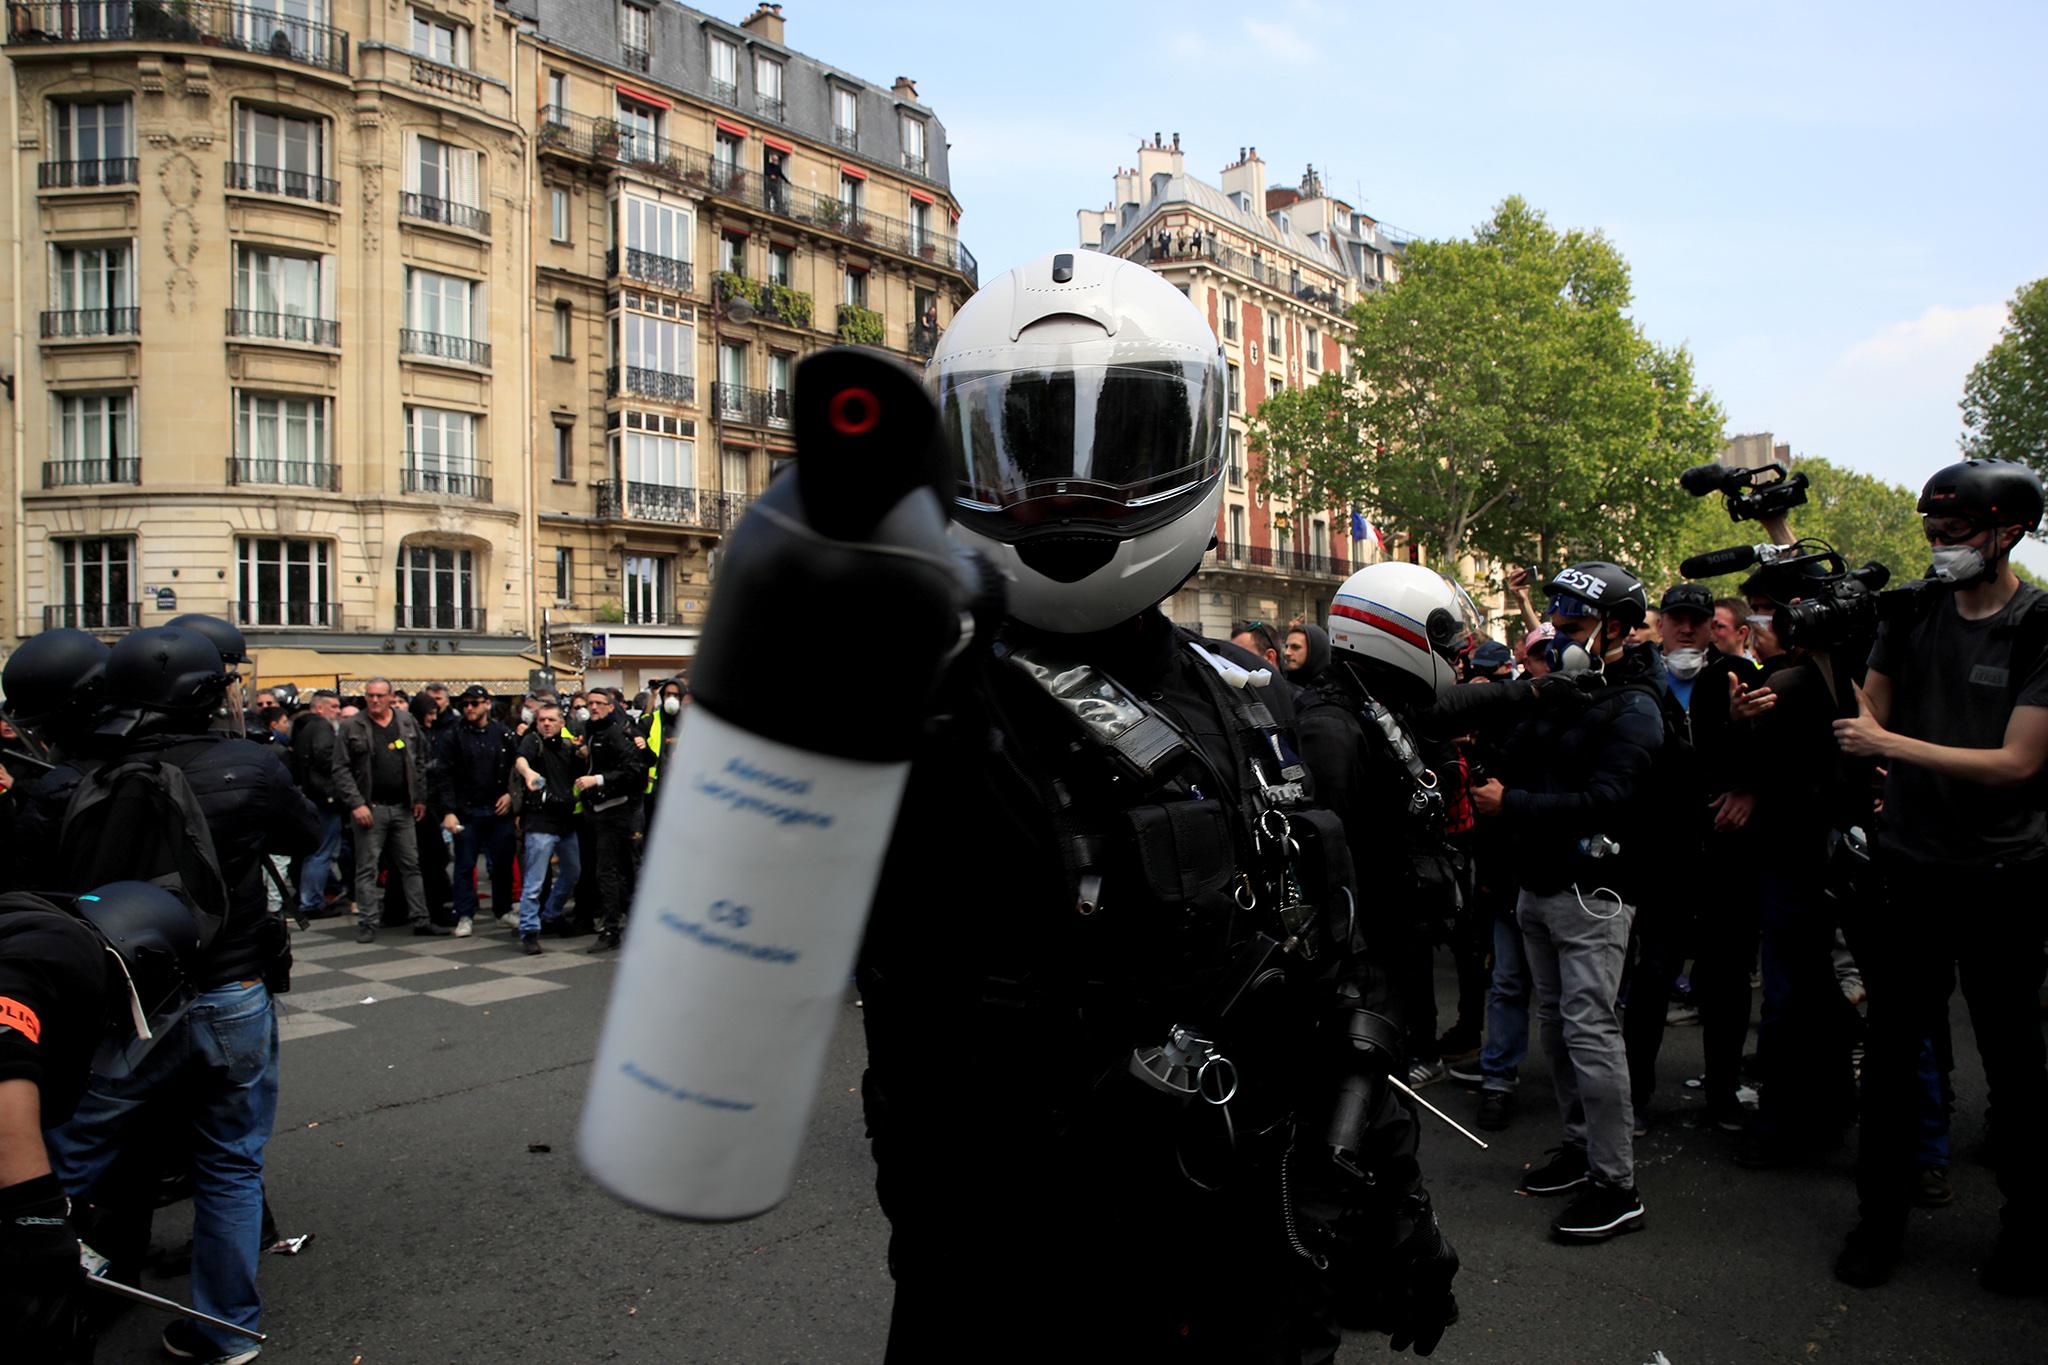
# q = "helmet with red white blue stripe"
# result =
<box><xmin>1328</xmin><ymin>562</ymin><xmax>1482</xmax><ymax>700</ymax></box>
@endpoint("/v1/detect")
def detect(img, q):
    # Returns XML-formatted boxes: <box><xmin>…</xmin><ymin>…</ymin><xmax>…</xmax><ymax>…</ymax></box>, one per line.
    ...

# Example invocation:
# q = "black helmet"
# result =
<box><xmin>104</xmin><ymin>627</ymin><xmax>233</xmax><ymax>711</ymax></box>
<box><xmin>166</xmin><ymin>613</ymin><xmax>251</xmax><ymax>667</ymax></box>
<box><xmin>2</xmin><ymin>627</ymin><xmax>110</xmax><ymax>724</ymax></box>
<box><xmin>1543</xmin><ymin>561</ymin><xmax>1650</xmax><ymax>629</ymax></box>
<box><xmin>72</xmin><ymin>881</ymin><xmax>204</xmax><ymax>1072</ymax></box>
<box><xmin>1918</xmin><ymin>460</ymin><xmax>2044</xmax><ymax>532</ymax></box>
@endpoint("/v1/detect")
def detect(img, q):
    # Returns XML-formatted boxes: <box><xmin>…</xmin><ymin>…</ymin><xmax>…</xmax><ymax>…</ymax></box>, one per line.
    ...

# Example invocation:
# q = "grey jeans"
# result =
<box><xmin>1518</xmin><ymin>884</ymin><xmax>1637</xmax><ymax>1188</ymax></box>
<box><xmin>353</xmin><ymin>802</ymin><xmax>427</xmax><ymax>927</ymax></box>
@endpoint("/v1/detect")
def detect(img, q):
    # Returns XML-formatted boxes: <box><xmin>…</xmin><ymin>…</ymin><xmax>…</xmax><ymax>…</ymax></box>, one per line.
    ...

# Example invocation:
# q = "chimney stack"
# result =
<box><xmin>741</xmin><ymin>3</ymin><xmax>785</xmax><ymax>45</ymax></box>
<box><xmin>892</xmin><ymin>75</ymin><xmax>920</xmax><ymax>102</ymax></box>
<box><xmin>1220</xmin><ymin>145</ymin><xmax>1266</xmax><ymax>214</ymax></box>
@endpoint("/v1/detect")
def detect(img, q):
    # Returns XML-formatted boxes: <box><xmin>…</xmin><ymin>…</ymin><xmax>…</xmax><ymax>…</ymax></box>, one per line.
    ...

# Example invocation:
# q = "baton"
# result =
<box><xmin>1388</xmin><ymin>1074</ymin><xmax>1490</xmax><ymax>1150</ymax></box>
<box><xmin>85</xmin><ymin>1275</ymin><xmax>269</xmax><ymax>1343</ymax></box>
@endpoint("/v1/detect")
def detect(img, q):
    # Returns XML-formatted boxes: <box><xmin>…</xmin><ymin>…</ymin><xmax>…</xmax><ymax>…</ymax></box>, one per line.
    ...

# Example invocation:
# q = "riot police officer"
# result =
<box><xmin>857</xmin><ymin>251</ymin><xmax>1457</xmax><ymax>1362</ymax></box>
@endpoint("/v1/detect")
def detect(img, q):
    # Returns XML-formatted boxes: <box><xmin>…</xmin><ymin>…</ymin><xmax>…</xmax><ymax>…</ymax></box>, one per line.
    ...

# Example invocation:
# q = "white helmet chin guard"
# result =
<box><xmin>1328</xmin><ymin>562</ymin><xmax>1483</xmax><ymax>699</ymax></box>
<box><xmin>928</xmin><ymin>249</ymin><xmax>1227</xmax><ymax>635</ymax></box>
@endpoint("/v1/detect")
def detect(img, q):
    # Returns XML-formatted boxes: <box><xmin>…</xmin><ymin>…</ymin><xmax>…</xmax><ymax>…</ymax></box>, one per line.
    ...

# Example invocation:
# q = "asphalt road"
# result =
<box><xmin>93</xmin><ymin>914</ymin><xmax>2048</xmax><ymax>1364</ymax></box>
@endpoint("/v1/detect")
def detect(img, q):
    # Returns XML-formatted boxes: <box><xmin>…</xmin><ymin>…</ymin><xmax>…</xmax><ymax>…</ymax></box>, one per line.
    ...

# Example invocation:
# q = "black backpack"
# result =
<box><xmin>55</xmin><ymin>743</ymin><xmax>230</xmax><ymax>956</ymax></box>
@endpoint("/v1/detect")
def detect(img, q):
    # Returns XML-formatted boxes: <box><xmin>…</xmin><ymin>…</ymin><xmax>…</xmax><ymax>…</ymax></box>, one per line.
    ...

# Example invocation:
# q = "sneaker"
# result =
<box><xmin>1834</xmin><ymin>1223</ymin><xmax>1902</xmax><ymax>1288</ymax></box>
<box><xmin>453</xmin><ymin>917</ymin><xmax>474</xmax><ymax>939</ymax></box>
<box><xmin>1477</xmin><ymin>1089</ymin><xmax>1516</xmax><ymax>1132</ymax></box>
<box><xmin>1404</xmin><ymin>1059</ymin><xmax>1448</xmax><ymax>1090</ymax></box>
<box><xmin>354</xmin><ymin>922</ymin><xmax>376</xmax><ymax>944</ymax></box>
<box><xmin>1913</xmin><ymin>1168</ymin><xmax>1955</xmax><ymax>1208</ymax></box>
<box><xmin>496</xmin><ymin>910</ymin><xmax>519</xmax><ymax>928</ymax></box>
<box><xmin>1665</xmin><ymin>1003</ymin><xmax>1701</xmax><ymax>1027</ymax></box>
<box><xmin>1446</xmin><ymin>1060</ymin><xmax>1484</xmax><ymax>1085</ymax></box>
<box><xmin>163</xmin><ymin>1317</ymin><xmax>262</xmax><ymax>1363</ymax></box>
<box><xmin>411</xmin><ymin>921</ymin><xmax>454</xmax><ymax>937</ymax></box>
<box><xmin>1519</xmin><ymin>1145</ymin><xmax>1591</xmax><ymax>1196</ymax></box>
<box><xmin>1551</xmin><ymin>1181</ymin><xmax>1645</xmax><ymax>1242</ymax></box>
<box><xmin>520</xmin><ymin>933</ymin><xmax>543</xmax><ymax>957</ymax></box>
<box><xmin>585</xmin><ymin>931</ymin><xmax>620</xmax><ymax>954</ymax></box>
<box><xmin>1979</xmin><ymin>1225</ymin><xmax>2048</xmax><ymax>1296</ymax></box>
<box><xmin>1840</xmin><ymin>977</ymin><xmax>1868</xmax><ymax>1007</ymax></box>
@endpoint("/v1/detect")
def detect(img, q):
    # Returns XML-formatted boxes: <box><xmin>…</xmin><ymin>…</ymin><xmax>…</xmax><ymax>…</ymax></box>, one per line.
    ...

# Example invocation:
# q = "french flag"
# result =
<box><xmin>1351</xmin><ymin>509</ymin><xmax>1385</xmax><ymax>551</ymax></box>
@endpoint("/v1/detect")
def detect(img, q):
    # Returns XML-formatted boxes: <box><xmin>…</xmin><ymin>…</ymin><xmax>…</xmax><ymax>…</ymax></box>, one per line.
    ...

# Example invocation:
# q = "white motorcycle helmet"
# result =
<box><xmin>1328</xmin><ymin>561</ymin><xmax>1483</xmax><ymax>701</ymax></box>
<box><xmin>928</xmin><ymin>249</ymin><xmax>1227</xmax><ymax>634</ymax></box>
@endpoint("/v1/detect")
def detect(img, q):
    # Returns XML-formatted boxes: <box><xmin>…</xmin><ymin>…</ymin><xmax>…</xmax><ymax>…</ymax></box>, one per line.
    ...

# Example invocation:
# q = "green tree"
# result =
<box><xmin>1961</xmin><ymin>277</ymin><xmax>2048</xmax><ymax>474</ymax></box>
<box><xmin>1255</xmin><ymin>197</ymin><xmax>1724</xmax><ymax>586</ymax></box>
<box><xmin>1244</xmin><ymin>372</ymin><xmax>1360</xmax><ymax>546</ymax></box>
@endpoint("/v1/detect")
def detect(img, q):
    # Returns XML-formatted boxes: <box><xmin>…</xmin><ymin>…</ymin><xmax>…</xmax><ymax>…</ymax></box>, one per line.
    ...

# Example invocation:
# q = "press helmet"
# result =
<box><xmin>928</xmin><ymin>249</ymin><xmax>1227</xmax><ymax>634</ymax></box>
<box><xmin>1328</xmin><ymin>562</ymin><xmax>1483</xmax><ymax>702</ymax></box>
<box><xmin>1543</xmin><ymin>561</ymin><xmax>1649</xmax><ymax>630</ymax></box>
<box><xmin>1917</xmin><ymin>460</ymin><xmax>2044</xmax><ymax>533</ymax></box>
<box><xmin>2</xmin><ymin>627</ymin><xmax>110</xmax><ymax>725</ymax></box>
<box><xmin>103</xmin><ymin>627</ymin><xmax>235</xmax><ymax>711</ymax></box>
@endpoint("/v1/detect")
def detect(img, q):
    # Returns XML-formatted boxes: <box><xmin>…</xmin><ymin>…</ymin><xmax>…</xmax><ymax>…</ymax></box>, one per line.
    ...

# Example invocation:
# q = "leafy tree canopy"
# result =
<box><xmin>1961</xmin><ymin>277</ymin><xmax>2048</xmax><ymax>475</ymax></box>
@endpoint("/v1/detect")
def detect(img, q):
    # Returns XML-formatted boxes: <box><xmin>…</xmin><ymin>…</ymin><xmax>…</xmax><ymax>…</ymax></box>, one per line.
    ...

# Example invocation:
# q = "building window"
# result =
<box><xmin>1269</xmin><ymin>376</ymin><xmax>1283</xmax><ymax>401</ymax></box>
<box><xmin>56</xmin><ymin>537</ymin><xmax>135</xmax><ymax>630</ymax></box>
<box><xmin>713</xmin><ymin>130</ymin><xmax>743</xmax><ymax>185</ymax></box>
<box><xmin>617</xmin><ymin>301</ymin><xmax>692</xmax><ymax>383</ymax></box>
<box><xmin>1228</xmin><ymin>504</ymin><xmax>1246</xmax><ymax>549</ymax></box>
<box><xmin>410</xmin><ymin>7</ymin><xmax>470</xmax><ymax>66</ymax></box>
<box><xmin>1227</xmin><ymin>362</ymin><xmax>1241</xmax><ymax>412</ymax></box>
<box><xmin>614</xmin><ymin>97</ymin><xmax>664</xmax><ymax>162</ymax></box>
<box><xmin>554</xmin><ymin>546</ymin><xmax>573</xmax><ymax>601</ymax></box>
<box><xmin>618</xmin><ymin>410</ymin><xmax>694</xmax><ymax>490</ymax></box>
<box><xmin>404</xmin><ymin>406</ymin><xmax>484</xmax><ymax>496</ymax></box>
<box><xmin>900</xmin><ymin>114</ymin><xmax>926</xmax><ymax>175</ymax></box>
<box><xmin>623</xmin><ymin>553</ymin><xmax>672</xmax><ymax>625</ymax></box>
<box><xmin>553</xmin><ymin>420</ymin><xmax>574</xmax><ymax>480</ymax></box>
<box><xmin>236</xmin><ymin>537</ymin><xmax>332</xmax><ymax>627</ymax></box>
<box><xmin>234</xmin><ymin>392</ymin><xmax>329</xmax><ymax>486</ymax></box>
<box><xmin>717</xmin><ymin>342</ymin><xmax>748</xmax><ymax>416</ymax></box>
<box><xmin>48</xmin><ymin>100</ymin><xmax>130</xmax><ymax>181</ymax></box>
<box><xmin>719</xmin><ymin>232</ymin><xmax>746</xmax><ymax>276</ymax></box>
<box><xmin>754</xmin><ymin>55</ymin><xmax>784</xmax><ymax>119</ymax></box>
<box><xmin>552</xmin><ymin>300</ymin><xmax>573</xmax><ymax>358</ymax></box>
<box><xmin>1312</xmin><ymin>519</ymin><xmax>1329</xmax><ymax>561</ymax></box>
<box><xmin>545</xmin><ymin>69</ymin><xmax>567</xmax><ymax>113</ymax></box>
<box><xmin>620</xmin><ymin>2</ymin><xmax>650</xmax><ymax>67</ymax></box>
<box><xmin>1306</xmin><ymin>327</ymin><xmax>1320</xmax><ymax>369</ymax></box>
<box><xmin>722</xmin><ymin>446</ymin><xmax>751</xmax><ymax>497</ymax></box>
<box><xmin>908</xmin><ymin>198</ymin><xmax>931</xmax><ymax>252</ymax></box>
<box><xmin>768</xmin><ymin>243</ymin><xmax>792</xmax><ymax>286</ymax></box>
<box><xmin>768</xmin><ymin>351</ymin><xmax>793</xmax><ymax>407</ymax></box>
<box><xmin>838</xmin><ymin>173</ymin><xmax>864</xmax><ymax>215</ymax></box>
<box><xmin>1268</xmin><ymin>312</ymin><xmax>1282</xmax><ymax>355</ymax></box>
<box><xmin>1227</xmin><ymin>428</ymin><xmax>1244</xmax><ymax>485</ymax></box>
<box><xmin>235</xmin><ymin>246</ymin><xmax>323</xmax><ymax>324</ymax></box>
<box><xmin>1222</xmin><ymin>294</ymin><xmax>1238</xmax><ymax>341</ymax></box>
<box><xmin>708</xmin><ymin>35</ymin><xmax>738</xmax><ymax>102</ymax></box>
<box><xmin>550</xmin><ymin>187</ymin><xmax>570</xmax><ymax>242</ymax></box>
<box><xmin>397</xmin><ymin>543</ymin><xmax>477</xmax><ymax>631</ymax></box>
<box><xmin>48</xmin><ymin>243</ymin><xmax>133</xmax><ymax>335</ymax></box>
<box><xmin>843</xmin><ymin>269</ymin><xmax>867</xmax><ymax>308</ymax></box>
<box><xmin>234</xmin><ymin>105</ymin><xmax>326</xmax><ymax>199</ymax></box>
<box><xmin>831</xmin><ymin>86</ymin><xmax>858</xmax><ymax>146</ymax></box>
<box><xmin>50</xmin><ymin>392</ymin><xmax>135</xmax><ymax>485</ymax></box>
<box><xmin>404</xmin><ymin>268</ymin><xmax>484</xmax><ymax>360</ymax></box>
<box><xmin>405</xmin><ymin>135</ymin><xmax>484</xmax><ymax>230</ymax></box>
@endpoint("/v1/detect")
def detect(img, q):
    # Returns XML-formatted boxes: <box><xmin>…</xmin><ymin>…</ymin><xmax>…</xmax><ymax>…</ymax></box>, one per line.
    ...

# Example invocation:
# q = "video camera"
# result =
<box><xmin>1679</xmin><ymin>539</ymin><xmax>1931</xmax><ymax>651</ymax></box>
<box><xmin>1680</xmin><ymin>460</ymin><xmax>1810</xmax><ymax>523</ymax></box>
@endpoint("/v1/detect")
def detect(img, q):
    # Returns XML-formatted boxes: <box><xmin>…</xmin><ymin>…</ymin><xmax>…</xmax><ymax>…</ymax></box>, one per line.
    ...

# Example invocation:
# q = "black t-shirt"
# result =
<box><xmin>368</xmin><ymin>715</ymin><xmax>409</xmax><ymax>805</ymax></box>
<box><xmin>0</xmin><ymin>900</ymin><xmax>109</xmax><ymax>1129</ymax></box>
<box><xmin>1869</xmin><ymin>584</ymin><xmax>2048</xmax><ymax>864</ymax></box>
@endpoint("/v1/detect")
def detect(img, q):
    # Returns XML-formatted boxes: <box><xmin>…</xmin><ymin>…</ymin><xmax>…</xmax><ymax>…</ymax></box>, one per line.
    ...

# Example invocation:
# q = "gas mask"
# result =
<box><xmin>1927</xmin><ymin>544</ymin><xmax>1992</xmax><ymax>587</ymax></box>
<box><xmin>1546</xmin><ymin>634</ymin><xmax>1599</xmax><ymax>675</ymax></box>
<box><xmin>662</xmin><ymin>696</ymin><xmax>681</xmax><ymax>716</ymax></box>
<box><xmin>1664</xmin><ymin>647</ymin><xmax>1708</xmax><ymax>680</ymax></box>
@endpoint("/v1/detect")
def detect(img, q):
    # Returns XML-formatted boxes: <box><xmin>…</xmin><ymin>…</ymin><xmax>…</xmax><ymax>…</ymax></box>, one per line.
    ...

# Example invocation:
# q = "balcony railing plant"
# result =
<box><xmin>538</xmin><ymin>107</ymin><xmax>979</xmax><ymax>287</ymax></box>
<box><xmin>45</xmin><ymin>601</ymin><xmax>139</xmax><ymax>630</ymax></box>
<box><xmin>227</xmin><ymin>309</ymin><xmax>339</xmax><ymax>346</ymax></box>
<box><xmin>836</xmin><ymin>304</ymin><xmax>883</xmax><ymax>347</ymax></box>
<box><xmin>395</xmin><ymin>604</ymin><xmax>485</xmax><ymax>632</ymax></box>
<box><xmin>605</xmin><ymin>365</ymin><xmax>694</xmax><ymax>404</ymax></box>
<box><xmin>44</xmin><ymin>458</ymin><xmax>140</xmax><ymax>487</ymax></box>
<box><xmin>712</xmin><ymin>383</ymin><xmax>791</xmax><ymax>429</ymax></box>
<box><xmin>227</xmin><ymin>456</ymin><xmax>339</xmax><ymax>490</ymax></box>
<box><xmin>593</xmin><ymin>480</ymin><xmax>751</xmax><ymax>531</ymax></box>
<box><xmin>225</xmin><ymin>161</ymin><xmax>341</xmax><ymax>203</ymax></box>
<box><xmin>235</xmin><ymin>599</ymin><xmax>339</xmax><ymax>628</ymax></box>
<box><xmin>41</xmin><ymin>307</ymin><xmax>139</xmax><ymax>339</ymax></box>
<box><xmin>7</xmin><ymin>1</ymin><xmax>351</xmax><ymax>75</ymax></box>
<box><xmin>400</xmin><ymin>461</ymin><xmax>493</xmax><ymax>500</ymax></box>
<box><xmin>607</xmin><ymin>247</ymin><xmax>693</xmax><ymax>293</ymax></box>
<box><xmin>38</xmin><ymin>157</ymin><xmax>138</xmax><ymax>189</ymax></box>
<box><xmin>400</xmin><ymin>329</ymin><xmax>491</xmax><ymax>367</ymax></box>
<box><xmin>718</xmin><ymin>273</ymin><xmax>814</xmax><ymax>330</ymax></box>
<box><xmin>400</xmin><ymin>191</ymin><xmax>490</xmax><ymax>235</ymax></box>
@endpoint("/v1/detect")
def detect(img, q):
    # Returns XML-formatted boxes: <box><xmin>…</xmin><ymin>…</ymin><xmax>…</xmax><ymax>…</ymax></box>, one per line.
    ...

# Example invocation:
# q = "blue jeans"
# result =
<box><xmin>517</xmin><ymin>828</ymin><xmax>581</xmax><ymax>934</ymax></box>
<box><xmin>452</xmin><ymin>811</ymin><xmax>517</xmax><ymax>922</ymax></box>
<box><xmin>1480</xmin><ymin>912</ymin><xmax>1530</xmax><ymax>1092</ymax></box>
<box><xmin>297</xmin><ymin>810</ymin><xmax>345</xmax><ymax>912</ymax></box>
<box><xmin>48</xmin><ymin>981</ymin><xmax>279</xmax><ymax>1353</ymax></box>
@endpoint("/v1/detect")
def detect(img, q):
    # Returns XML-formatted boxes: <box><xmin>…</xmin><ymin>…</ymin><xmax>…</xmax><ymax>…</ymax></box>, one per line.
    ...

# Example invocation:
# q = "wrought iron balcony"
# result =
<box><xmin>395</xmin><ymin>604</ymin><xmax>486</xmax><ymax>632</ymax></box>
<box><xmin>909</xmin><ymin>322</ymin><xmax>938</xmax><ymax>357</ymax></box>
<box><xmin>593</xmin><ymin>480</ymin><xmax>750</xmax><ymax>531</ymax></box>
<box><xmin>6</xmin><ymin>1</ymin><xmax>350</xmax><ymax>75</ymax></box>
<box><xmin>227</xmin><ymin>309</ymin><xmax>339</xmax><ymax>346</ymax></box>
<box><xmin>605</xmin><ymin>248</ymin><xmax>694</xmax><ymax>294</ymax></box>
<box><xmin>1214</xmin><ymin>541</ymin><xmax>1349</xmax><ymax>579</ymax></box>
<box><xmin>400</xmin><ymin>191</ymin><xmax>490</xmax><ymax>236</ymax></box>
<box><xmin>755</xmin><ymin>94</ymin><xmax>784</xmax><ymax>123</ymax></box>
<box><xmin>235</xmin><ymin>600</ymin><xmax>340</xmax><ymax>628</ymax></box>
<box><xmin>226</xmin><ymin>457</ymin><xmax>340</xmax><ymax>491</ymax></box>
<box><xmin>605</xmin><ymin>365</ymin><xmax>694</xmax><ymax>404</ymax></box>
<box><xmin>712</xmin><ymin>383</ymin><xmax>791</xmax><ymax>429</ymax></box>
<box><xmin>38</xmin><ymin>157</ymin><xmax>137</xmax><ymax>189</ymax></box>
<box><xmin>709</xmin><ymin>78</ymin><xmax>737</xmax><ymax>105</ymax></box>
<box><xmin>45</xmin><ymin>601</ymin><xmax>139</xmax><ymax>630</ymax></box>
<box><xmin>621</xmin><ymin>44</ymin><xmax>650</xmax><ymax>73</ymax></box>
<box><xmin>902</xmin><ymin>153</ymin><xmax>928</xmax><ymax>178</ymax></box>
<box><xmin>41</xmin><ymin>307</ymin><xmax>139</xmax><ymax>339</ymax></box>
<box><xmin>43</xmin><ymin>458</ymin><xmax>140</xmax><ymax>487</ymax></box>
<box><xmin>225</xmin><ymin>161</ymin><xmax>340</xmax><ymax>203</ymax></box>
<box><xmin>400</xmin><ymin>329</ymin><xmax>491</xmax><ymax>367</ymax></box>
<box><xmin>622</xmin><ymin>608</ymin><xmax>690</xmax><ymax>627</ymax></box>
<box><xmin>832</xmin><ymin>126</ymin><xmax>857</xmax><ymax>150</ymax></box>
<box><xmin>400</xmin><ymin>461</ymin><xmax>493</xmax><ymax>501</ymax></box>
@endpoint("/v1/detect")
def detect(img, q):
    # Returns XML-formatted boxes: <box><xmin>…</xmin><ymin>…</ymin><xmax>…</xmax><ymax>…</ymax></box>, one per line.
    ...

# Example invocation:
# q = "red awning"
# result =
<box><xmin>714</xmin><ymin>117</ymin><xmax>750</xmax><ymax>138</ymax></box>
<box><xmin>908</xmin><ymin>188</ymin><xmax>935</xmax><ymax>204</ymax></box>
<box><xmin>839</xmin><ymin>163</ymin><xmax>867</xmax><ymax>180</ymax></box>
<box><xmin>763</xmin><ymin>135</ymin><xmax>794</xmax><ymax>154</ymax></box>
<box><xmin>615</xmin><ymin>83</ymin><xmax>669</xmax><ymax>110</ymax></box>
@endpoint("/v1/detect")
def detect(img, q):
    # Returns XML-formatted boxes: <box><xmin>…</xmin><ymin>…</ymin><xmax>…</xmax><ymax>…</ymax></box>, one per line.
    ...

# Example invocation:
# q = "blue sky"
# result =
<box><xmin>774</xmin><ymin>1</ymin><xmax>2048</xmax><ymax>567</ymax></box>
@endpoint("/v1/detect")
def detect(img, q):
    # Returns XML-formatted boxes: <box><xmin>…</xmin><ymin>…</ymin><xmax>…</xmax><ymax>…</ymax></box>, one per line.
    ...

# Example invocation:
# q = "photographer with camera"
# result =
<box><xmin>1822</xmin><ymin>459</ymin><xmax>2048</xmax><ymax>1293</ymax></box>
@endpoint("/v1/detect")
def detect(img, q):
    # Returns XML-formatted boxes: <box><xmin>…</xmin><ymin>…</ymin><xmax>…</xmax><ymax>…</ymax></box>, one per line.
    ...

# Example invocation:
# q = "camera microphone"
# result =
<box><xmin>1680</xmin><ymin>544</ymin><xmax>1765</xmax><ymax>579</ymax></box>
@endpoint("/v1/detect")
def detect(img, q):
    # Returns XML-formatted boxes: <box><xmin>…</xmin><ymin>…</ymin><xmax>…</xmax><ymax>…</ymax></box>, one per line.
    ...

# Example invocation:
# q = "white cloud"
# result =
<box><xmin>1835</xmin><ymin>302</ymin><xmax>2007</xmax><ymax>377</ymax></box>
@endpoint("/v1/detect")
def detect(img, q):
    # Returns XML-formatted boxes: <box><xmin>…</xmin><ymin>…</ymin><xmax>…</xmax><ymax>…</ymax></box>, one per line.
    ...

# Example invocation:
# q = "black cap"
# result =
<box><xmin>458</xmin><ymin>684</ymin><xmax>492</xmax><ymax>702</ymax></box>
<box><xmin>1659</xmin><ymin>583</ymin><xmax>1714</xmax><ymax>617</ymax></box>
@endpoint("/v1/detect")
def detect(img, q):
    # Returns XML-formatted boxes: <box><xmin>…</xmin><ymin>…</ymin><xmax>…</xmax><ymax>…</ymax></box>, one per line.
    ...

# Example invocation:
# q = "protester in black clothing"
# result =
<box><xmin>333</xmin><ymin>679</ymin><xmax>437</xmax><ymax>943</ymax></box>
<box><xmin>436</xmin><ymin>686</ymin><xmax>520</xmax><ymax>938</ymax></box>
<box><xmin>1828</xmin><ymin>459</ymin><xmax>2048</xmax><ymax>1292</ymax></box>
<box><xmin>1284</xmin><ymin>621</ymin><xmax>1332</xmax><ymax>687</ymax></box>
<box><xmin>512</xmin><ymin>704</ymin><xmax>589</xmax><ymax>949</ymax></box>
<box><xmin>573</xmin><ymin>690</ymin><xmax>651</xmax><ymax>952</ymax></box>
<box><xmin>404</xmin><ymin>692</ymin><xmax>456</xmax><ymax>928</ymax></box>
<box><xmin>289</xmin><ymin>691</ymin><xmax>347</xmax><ymax>920</ymax></box>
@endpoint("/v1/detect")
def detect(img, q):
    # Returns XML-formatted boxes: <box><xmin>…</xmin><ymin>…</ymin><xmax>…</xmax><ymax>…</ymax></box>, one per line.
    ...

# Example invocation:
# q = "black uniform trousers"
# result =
<box><xmin>588</xmin><ymin>801</ymin><xmax>639</xmax><ymax>935</ymax></box>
